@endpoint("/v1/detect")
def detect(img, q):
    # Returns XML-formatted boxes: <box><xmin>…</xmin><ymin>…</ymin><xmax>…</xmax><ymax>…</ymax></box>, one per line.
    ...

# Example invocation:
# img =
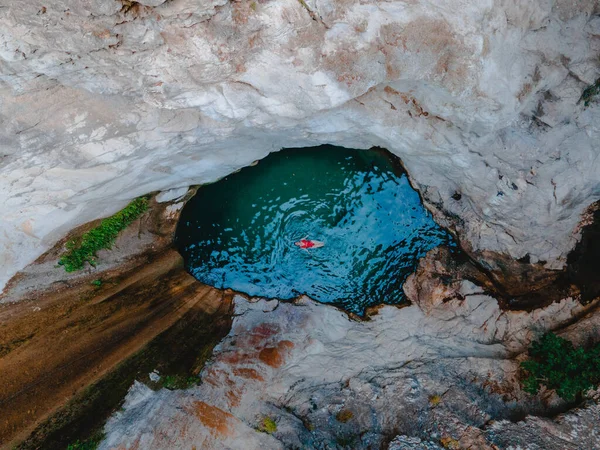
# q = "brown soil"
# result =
<box><xmin>0</xmin><ymin>248</ymin><xmax>230</xmax><ymax>448</ymax></box>
<box><xmin>0</xmin><ymin>191</ymin><xmax>234</xmax><ymax>448</ymax></box>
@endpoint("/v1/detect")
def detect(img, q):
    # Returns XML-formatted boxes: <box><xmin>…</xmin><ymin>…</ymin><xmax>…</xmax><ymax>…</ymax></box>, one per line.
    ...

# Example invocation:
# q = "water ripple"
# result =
<box><xmin>176</xmin><ymin>145</ymin><xmax>454</xmax><ymax>315</ymax></box>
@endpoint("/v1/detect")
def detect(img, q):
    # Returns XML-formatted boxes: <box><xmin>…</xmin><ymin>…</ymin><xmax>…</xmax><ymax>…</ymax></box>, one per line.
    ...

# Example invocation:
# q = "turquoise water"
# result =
<box><xmin>176</xmin><ymin>145</ymin><xmax>454</xmax><ymax>315</ymax></box>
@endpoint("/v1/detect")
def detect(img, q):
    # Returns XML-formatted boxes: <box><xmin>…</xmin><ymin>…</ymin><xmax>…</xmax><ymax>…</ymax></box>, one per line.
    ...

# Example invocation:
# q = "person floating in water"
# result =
<box><xmin>295</xmin><ymin>236</ymin><xmax>325</xmax><ymax>250</ymax></box>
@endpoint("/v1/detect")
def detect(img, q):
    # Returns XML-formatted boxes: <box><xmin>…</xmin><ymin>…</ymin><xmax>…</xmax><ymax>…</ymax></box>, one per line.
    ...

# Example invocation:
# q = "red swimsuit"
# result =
<box><xmin>299</xmin><ymin>239</ymin><xmax>315</xmax><ymax>249</ymax></box>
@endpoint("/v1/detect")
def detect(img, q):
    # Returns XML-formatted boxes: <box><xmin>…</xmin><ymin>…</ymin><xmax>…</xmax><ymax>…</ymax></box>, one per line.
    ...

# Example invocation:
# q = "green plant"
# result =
<box><xmin>91</xmin><ymin>279</ymin><xmax>102</xmax><ymax>287</ymax></box>
<box><xmin>335</xmin><ymin>409</ymin><xmax>353</xmax><ymax>423</ymax></box>
<box><xmin>520</xmin><ymin>333</ymin><xmax>600</xmax><ymax>401</ymax></box>
<box><xmin>66</xmin><ymin>431</ymin><xmax>104</xmax><ymax>450</ymax></box>
<box><xmin>258</xmin><ymin>416</ymin><xmax>277</xmax><ymax>434</ymax></box>
<box><xmin>58</xmin><ymin>197</ymin><xmax>149</xmax><ymax>272</ymax></box>
<box><xmin>440</xmin><ymin>436</ymin><xmax>461</xmax><ymax>449</ymax></box>
<box><xmin>66</xmin><ymin>441</ymin><xmax>96</xmax><ymax>450</ymax></box>
<box><xmin>579</xmin><ymin>77</ymin><xmax>600</xmax><ymax>107</ymax></box>
<box><xmin>429</xmin><ymin>394</ymin><xmax>442</xmax><ymax>406</ymax></box>
<box><xmin>161</xmin><ymin>374</ymin><xmax>199</xmax><ymax>390</ymax></box>
<box><xmin>297</xmin><ymin>0</ymin><xmax>310</xmax><ymax>12</ymax></box>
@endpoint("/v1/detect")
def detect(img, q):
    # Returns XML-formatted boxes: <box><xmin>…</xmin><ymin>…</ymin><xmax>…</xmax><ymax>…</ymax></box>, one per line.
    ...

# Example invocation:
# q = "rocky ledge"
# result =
<box><xmin>99</xmin><ymin>263</ymin><xmax>600</xmax><ymax>449</ymax></box>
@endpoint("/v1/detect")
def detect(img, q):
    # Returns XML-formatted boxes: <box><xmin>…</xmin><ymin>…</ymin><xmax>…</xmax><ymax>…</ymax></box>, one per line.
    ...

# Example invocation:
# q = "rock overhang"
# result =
<box><xmin>1</xmin><ymin>0</ymin><xmax>599</xmax><ymax>291</ymax></box>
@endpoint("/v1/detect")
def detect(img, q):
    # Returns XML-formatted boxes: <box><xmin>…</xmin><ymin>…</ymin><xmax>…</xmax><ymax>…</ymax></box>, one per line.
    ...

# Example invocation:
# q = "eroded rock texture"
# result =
<box><xmin>1</xmin><ymin>0</ymin><xmax>599</xmax><ymax>290</ymax></box>
<box><xmin>98</xmin><ymin>291</ymin><xmax>600</xmax><ymax>449</ymax></box>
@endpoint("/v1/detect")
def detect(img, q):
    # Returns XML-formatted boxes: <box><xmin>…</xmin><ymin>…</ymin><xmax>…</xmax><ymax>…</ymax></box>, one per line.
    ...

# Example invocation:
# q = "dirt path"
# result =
<box><xmin>0</xmin><ymin>249</ymin><xmax>230</xmax><ymax>448</ymax></box>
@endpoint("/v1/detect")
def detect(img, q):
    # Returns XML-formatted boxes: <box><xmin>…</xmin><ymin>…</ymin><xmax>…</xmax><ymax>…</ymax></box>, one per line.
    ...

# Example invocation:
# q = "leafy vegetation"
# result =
<box><xmin>161</xmin><ymin>374</ymin><xmax>199</xmax><ymax>390</ymax></box>
<box><xmin>429</xmin><ymin>394</ymin><xmax>442</xmax><ymax>406</ymax></box>
<box><xmin>258</xmin><ymin>416</ymin><xmax>277</xmax><ymax>434</ymax></box>
<box><xmin>66</xmin><ymin>431</ymin><xmax>104</xmax><ymax>450</ymax></box>
<box><xmin>440</xmin><ymin>436</ymin><xmax>461</xmax><ymax>450</ymax></box>
<box><xmin>90</xmin><ymin>279</ymin><xmax>102</xmax><ymax>287</ymax></box>
<box><xmin>58</xmin><ymin>197</ymin><xmax>149</xmax><ymax>272</ymax></box>
<box><xmin>580</xmin><ymin>77</ymin><xmax>600</xmax><ymax>107</ymax></box>
<box><xmin>520</xmin><ymin>333</ymin><xmax>600</xmax><ymax>401</ymax></box>
<box><xmin>335</xmin><ymin>409</ymin><xmax>353</xmax><ymax>423</ymax></box>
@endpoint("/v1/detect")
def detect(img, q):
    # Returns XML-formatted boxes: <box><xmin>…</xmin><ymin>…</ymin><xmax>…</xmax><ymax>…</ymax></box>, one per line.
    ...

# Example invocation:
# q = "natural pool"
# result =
<box><xmin>176</xmin><ymin>145</ymin><xmax>455</xmax><ymax>315</ymax></box>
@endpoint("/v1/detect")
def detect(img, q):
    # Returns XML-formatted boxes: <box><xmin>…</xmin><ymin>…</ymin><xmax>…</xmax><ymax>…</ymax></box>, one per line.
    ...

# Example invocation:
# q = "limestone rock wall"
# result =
<box><xmin>1</xmin><ymin>0</ymin><xmax>599</xmax><ymax>289</ymax></box>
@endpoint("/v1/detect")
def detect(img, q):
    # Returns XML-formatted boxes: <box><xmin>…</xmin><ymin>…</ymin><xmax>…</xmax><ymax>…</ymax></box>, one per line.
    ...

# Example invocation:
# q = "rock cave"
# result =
<box><xmin>0</xmin><ymin>0</ymin><xmax>599</xmax><ymax>449</ymax></box>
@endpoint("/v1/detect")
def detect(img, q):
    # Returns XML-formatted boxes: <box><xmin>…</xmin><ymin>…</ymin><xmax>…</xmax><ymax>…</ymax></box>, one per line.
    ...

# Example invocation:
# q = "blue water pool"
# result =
<box><xmin>176</xmin><ymin>145</ymin><xmax>455</xmax><ymax>315</ymax></box>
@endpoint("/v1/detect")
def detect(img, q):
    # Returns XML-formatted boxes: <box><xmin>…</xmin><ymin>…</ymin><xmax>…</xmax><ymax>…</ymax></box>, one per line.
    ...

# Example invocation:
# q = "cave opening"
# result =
<box><xmin>175</xmin><ymin>145</ymin><xmax>456</xmax><ymax>315</ymax></box>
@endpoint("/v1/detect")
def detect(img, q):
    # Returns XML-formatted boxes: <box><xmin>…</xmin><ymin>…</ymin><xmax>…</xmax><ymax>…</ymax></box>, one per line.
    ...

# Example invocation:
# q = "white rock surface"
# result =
<box><xmin>99</xmin><ymin>292</ymin><xmax>600</xmax><ymax>449</ymax></box>
<box><xmin>155</xmin><ymin>186</ymin><xmax>189</xmax><ymax>203</ymax></box>
<box><xmin>1</xmin><ymin>0</ymin><xmax>599</xmax><ymax>289</ymax></box>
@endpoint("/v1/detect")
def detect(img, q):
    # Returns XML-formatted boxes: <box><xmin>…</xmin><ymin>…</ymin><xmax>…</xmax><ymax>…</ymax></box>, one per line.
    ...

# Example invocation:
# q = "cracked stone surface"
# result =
<box><xmin>96</xmin><ymin>250</ymin><xmax>600</xmax><ymax>449</ymax></box>
<box><xmin>1</xmin><ymin>0</ymin><xmax>600</xmax><ymax>291</ymax></box>
<box><xmin>98</xmin><ymin>284</ymin><xmax>600</xmax><ymax>449</ymax></box>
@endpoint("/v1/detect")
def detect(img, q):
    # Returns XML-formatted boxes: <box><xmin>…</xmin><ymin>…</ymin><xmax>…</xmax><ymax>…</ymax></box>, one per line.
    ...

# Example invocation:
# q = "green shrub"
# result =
<box><xmin>520</xmin><ymin>333</ymin><xmax>600</xmax><ymax>401</ymax></box>
<box><xmin>258</xmin><ymin>416</ymin><xmax>277</xmax><ymax>434</ymax></box>
<box><xmin>161</xmin><ymin>374</ymin><xmax>199</xmax><ymax>390</ymax></box>
<box><xmin>58</xmin><ymin>197</ymin><xmax>149</xmax><ymax>272</ymax></box>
